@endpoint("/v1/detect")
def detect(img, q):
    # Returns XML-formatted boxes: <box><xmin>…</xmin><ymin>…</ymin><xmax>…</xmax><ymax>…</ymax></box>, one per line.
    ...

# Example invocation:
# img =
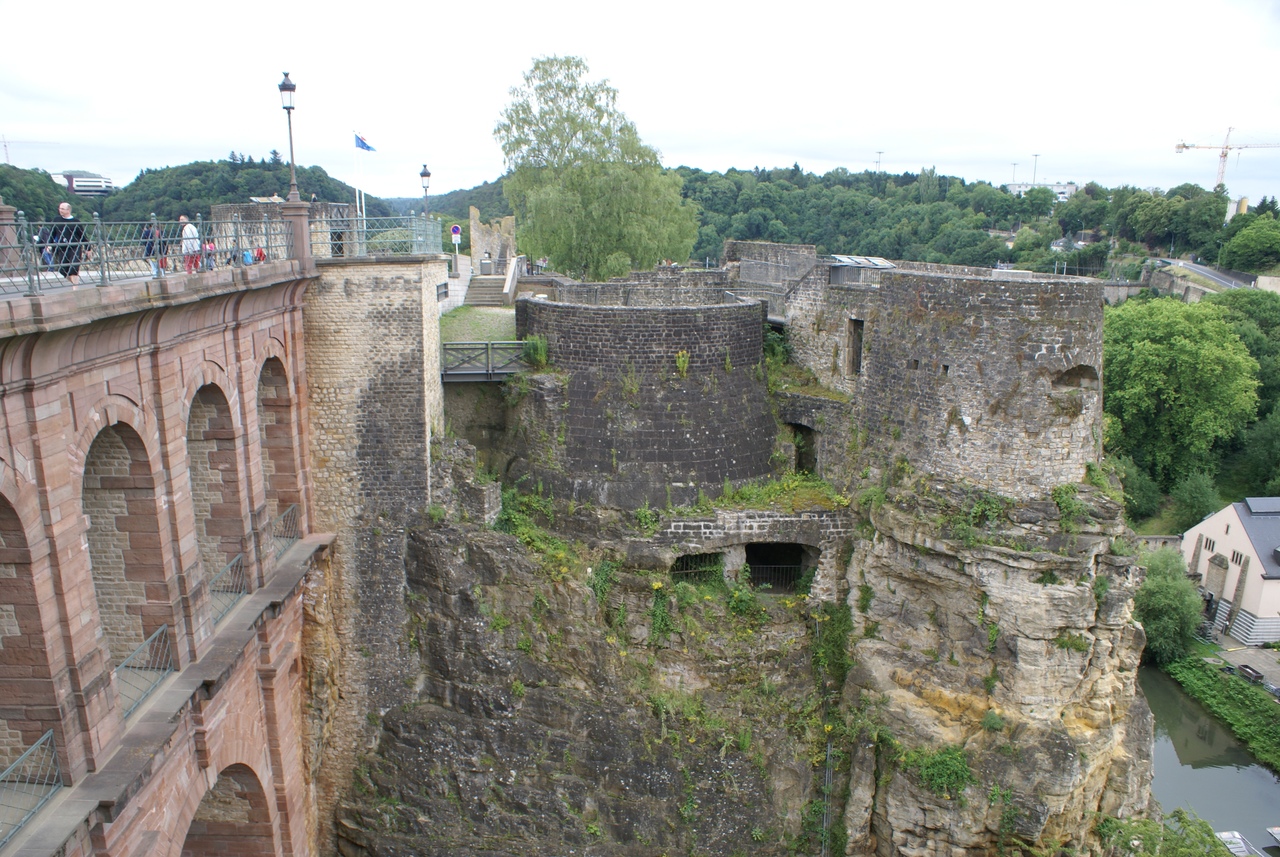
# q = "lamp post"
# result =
<box><xmin>278</xmin><ymin>73</ymin><xmax>299</xmax><ymax>203</ymax></box>
<box><xmin>1032</xmin><ymin>153</ymin><xmax>1040</xmax><ymax>186</ymax></box>
<box><xmin>420</xmin><ymin>164</ymin><xmax>431</xmax><ymax>218</ymax></box>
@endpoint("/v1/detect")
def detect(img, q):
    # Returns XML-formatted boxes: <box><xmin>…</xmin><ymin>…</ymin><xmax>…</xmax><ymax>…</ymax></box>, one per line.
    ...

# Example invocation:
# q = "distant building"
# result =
<box><xmin>1005</xmin><ymin>182</ymin><xmax>1079</xmax><ymax>202</ymax></box>
<box><xmin>1182</xmin><ymin>497</ymin><xmax>1280</xmax><ymax>645</ymax></box>
<box><xmin>51</xmin><ymin>170</ymin><xmax>114</xmax><ymax>196</ymax></box>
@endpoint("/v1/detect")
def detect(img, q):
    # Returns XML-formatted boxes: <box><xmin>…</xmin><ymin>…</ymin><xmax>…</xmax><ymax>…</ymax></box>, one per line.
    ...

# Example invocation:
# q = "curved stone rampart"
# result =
<box><xmin>510</xmin><ymin>296</ymin><xmax>775</xmax><ymax>508</ymax></box>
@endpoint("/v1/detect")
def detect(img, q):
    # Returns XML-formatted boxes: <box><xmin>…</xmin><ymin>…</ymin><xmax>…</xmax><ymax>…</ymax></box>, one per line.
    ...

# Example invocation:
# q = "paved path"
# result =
<box><xmin>1206</xmin><ymin>633</ymin><xmax>1280</xmax><ymax>691</ymax></box>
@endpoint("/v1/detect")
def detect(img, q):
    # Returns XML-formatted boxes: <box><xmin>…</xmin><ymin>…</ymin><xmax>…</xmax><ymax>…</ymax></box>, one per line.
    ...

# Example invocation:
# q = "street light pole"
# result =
<box><xmin>420</xmin><ymin>164</ymin><xmax>431</xmax><ymax>218</ymax></box>
<box><xmin>1032</xmin><ymin>153</ymin><xmax>1039</xmax><ymax>186</ymax></box>
<box><xmin>279</xmin><ymin>73</ymin><xmax>299</xmax><ymax>203</ymax></box>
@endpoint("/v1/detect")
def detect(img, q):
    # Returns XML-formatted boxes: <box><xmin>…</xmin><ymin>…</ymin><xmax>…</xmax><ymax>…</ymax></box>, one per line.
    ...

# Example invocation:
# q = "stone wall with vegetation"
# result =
<box><xmin>786</xmin><ymin>267</ymin><xmax>1103</xmax><ymax>499</ymax></box>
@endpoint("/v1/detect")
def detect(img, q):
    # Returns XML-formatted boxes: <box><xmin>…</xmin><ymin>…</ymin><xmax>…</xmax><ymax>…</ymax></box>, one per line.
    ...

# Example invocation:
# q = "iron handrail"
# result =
<box><xmin>115</xmin><ymin>624</ymin><xmax>175</xmax><ymax>719</ymax></box>
<box><xmin>269</xmin><ymin>504</ymin><xmax>300</xmax><ymax>559</ymax></box>
<box><xmin>0</xmin><ymin>729</ymin><xmax>62</xmax><ymax>849</ymax></box>
<box><xmin>0</xmin><ymin>213</ymin><xmax>294</xmax><ymax>295</ymax></box>
<box><xmin>208</xmin><ymin>553</ymin><xmax>247</xmax><ymax>625</ymax></box>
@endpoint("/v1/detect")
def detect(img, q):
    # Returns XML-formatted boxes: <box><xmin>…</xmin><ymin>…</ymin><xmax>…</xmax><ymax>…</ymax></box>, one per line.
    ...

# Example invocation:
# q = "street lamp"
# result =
<box><xmin>1032</xmin><ymin>153</ymin><xmax>1040</xmax><ymax>186</ymax></box>
<box><xmin>278</xmin><ymin>72</ymin><xmax>299</xmax><ymax>202</ymax></box>
<box><xmin>420</xmin><ymin>164</ymin><xmax>431</xmax><ymax>218</ymax></box>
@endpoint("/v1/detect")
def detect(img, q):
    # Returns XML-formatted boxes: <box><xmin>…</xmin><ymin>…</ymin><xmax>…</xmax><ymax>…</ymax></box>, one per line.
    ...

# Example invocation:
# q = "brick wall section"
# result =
<box><xmin>786</xmin><ymin>264</ymin><xmax>1103</xmax><ymax>499</ymax></box>
<box><xmin>257</xmin><ymin>359</ymin><xmax>300</xmax><ymax>525</ymax></box>
<box><xmin>511</xmin><ymin>297</ymin><xmax>775</xmax><ymax>508</ymax></box>
<box><xmin>724</xmin><ymin>240</ymin><xmax>818</xmax><ymax>265</ymax></box>
<box><xmin>550</xmin><ymin>285</ymin><xmax>735</xmax><ymax>306</ymax></box>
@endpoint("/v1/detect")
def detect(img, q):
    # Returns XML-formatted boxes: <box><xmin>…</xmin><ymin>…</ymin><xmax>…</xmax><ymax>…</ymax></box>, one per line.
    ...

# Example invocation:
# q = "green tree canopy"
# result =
<box><xmin>1134</xmin><ymin>548</ymin><xmax>1204</xmax><ymax>665</ymax></box>
<box><xmin>1219</xmin><ymin>214</ymin><xmax>1280</xmax><ymax>272</ymax></box>
<box><xmin>495</xmin><ymin>56</ymin><xmax>697</xmax><ymax>279</ymax></box>
<box><xmin>1103</xmin><ymin>298</ymin><xmax>1259</xmax><ymax>488</ymax></box>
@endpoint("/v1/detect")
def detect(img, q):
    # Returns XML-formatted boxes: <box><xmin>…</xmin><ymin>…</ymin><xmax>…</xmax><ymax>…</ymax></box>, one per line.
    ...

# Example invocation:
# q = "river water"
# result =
<box><xmin>1138</xmin><ymin>666</ymin><xmax>1280</xmax><ymax>855</ymax></box>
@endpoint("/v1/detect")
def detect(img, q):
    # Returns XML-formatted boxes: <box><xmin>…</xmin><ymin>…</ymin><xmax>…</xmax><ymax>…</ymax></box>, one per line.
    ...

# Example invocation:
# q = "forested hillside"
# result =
<box><xmin>0</xmin><ymin>157</ymin><xmax>390</xmax><ymax>224</ymax></box>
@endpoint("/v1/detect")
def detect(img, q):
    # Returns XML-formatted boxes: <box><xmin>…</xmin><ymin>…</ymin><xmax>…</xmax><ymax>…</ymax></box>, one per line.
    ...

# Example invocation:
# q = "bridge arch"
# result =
<box><xmin>256</xmin><ymin>357</ymin><xmax>301</xmax><ymax>525</ymax></box>
<box><xmin>81</xmin><ymin>422</ymin><xmax>174</xmax><ymax>667</ymax></box>
<box><xmin>185</xmin><ymin>383</ymin><xmax>250</xmax><ymax>610</ymax></box>
<box><xmin>176</xmin><ymin>763</ymin><xmax>279</xmax><ymax>857</ymax></box>
<box><xmin>0</xmin><ymin>489</ymin><xmax>60</xmax><ymax>769</ymax></box>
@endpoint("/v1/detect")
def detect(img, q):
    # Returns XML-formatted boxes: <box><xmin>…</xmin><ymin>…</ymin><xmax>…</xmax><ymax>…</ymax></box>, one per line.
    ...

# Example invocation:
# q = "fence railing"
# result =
<box><xmin>310</xmin><ymin>214</ymin><xmax>442</xmax><ymax>259</ymax></box>
<box><xmin>744</xmin><ymin>564</ymin><xmax>804</xmax><ymax>593</ymax></box>
<box><xmin>440</xmin><ymin>342</ymin><xmax>526</xmax><ymax>380</ymax></box>
<box><xmin>115</xmin><ymin>625</ymin><xmax>175</xmax><ymax>719</ymax></box>
<box><xmin>0</xmin><ymin>729</ymin><xmax>62</xmax><ymax>849</ymax></box>
<box><xmin>269</xmin><ymin>504</ymin><xmax>301</xmax><ymax>559</ymax></box>
<box><xmin>726</xmin><ymin>287</ymin><xmax>786</xmax><ymax>319</ymax></box>
<box><xmin>209</xmin><ymin>553</ymin><xmax>247</xmax><ymax>625</ymax></box>
<box><xmin>0</xmin><ymin>213</ymin><xmax>294</xmax><ymax>295</ymax></box>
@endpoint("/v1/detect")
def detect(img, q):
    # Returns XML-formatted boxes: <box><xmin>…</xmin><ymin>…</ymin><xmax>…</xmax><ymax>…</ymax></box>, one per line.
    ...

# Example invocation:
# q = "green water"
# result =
<box><xmin>1139</xmin><ymin>666</ymin><xmax>1280</xmax><ymax>854</ymax></box>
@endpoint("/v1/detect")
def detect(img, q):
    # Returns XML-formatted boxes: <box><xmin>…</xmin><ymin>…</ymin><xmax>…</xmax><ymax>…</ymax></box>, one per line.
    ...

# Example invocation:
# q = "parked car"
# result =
<box><xmin>1237</xmin><ymin>664</ymin><xmax>1264</xmax><ymax>684</ymax></box>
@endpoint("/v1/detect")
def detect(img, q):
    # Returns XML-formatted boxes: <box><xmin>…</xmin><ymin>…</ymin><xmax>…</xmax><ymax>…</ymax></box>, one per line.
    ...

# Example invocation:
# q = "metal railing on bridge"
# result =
<box><xmin>0</xmin><ymin>729</ymin><xmax>62</xmax><ymax>849</ymax></box>
<box><xmin>116</xmin><ymin>625</ymin><xmax>176</xmax><ymax>720</ymax></box>
<box><xmin>310</xmin><ymin>214</ymin><xmax>442</xmax><ymax>259</ymax></box>
<box><xmin>209</xmin><ymin>553</ymin><xmax>248</xmax><ymax>625</ymax></box>
<box><xmin>0</xmin><ymin>213</ymin><xmax>294</xmax><ymax>295</ymax></box>
<box><xmin>269</xmin><ymin>504</ymin><xmax>301</xmax><ymax>559</ymax></box>
<box><xmin>441</xmin><ymin>341</ymin><xmax>526</xmax><ymax>381</ymax></box>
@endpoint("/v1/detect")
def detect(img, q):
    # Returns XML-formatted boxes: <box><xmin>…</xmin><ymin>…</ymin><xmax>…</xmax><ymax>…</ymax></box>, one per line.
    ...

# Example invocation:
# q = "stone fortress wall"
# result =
<box><xmin>724</xmin><ymin>241</ymin><xmax>1104</xmax><ymax>500</ymax></box>
<box><xmin>511</xmin><ymin>293</ymin><xmax>775</xmax><ymax>508</ymax></box>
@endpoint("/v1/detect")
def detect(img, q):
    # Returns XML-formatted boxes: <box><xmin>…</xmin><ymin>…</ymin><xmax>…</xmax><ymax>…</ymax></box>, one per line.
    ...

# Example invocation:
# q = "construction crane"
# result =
<box><xmin>1175</xmin><ymin>127</ymin><xmax>1280</xmax><ymax>188</ymax></box>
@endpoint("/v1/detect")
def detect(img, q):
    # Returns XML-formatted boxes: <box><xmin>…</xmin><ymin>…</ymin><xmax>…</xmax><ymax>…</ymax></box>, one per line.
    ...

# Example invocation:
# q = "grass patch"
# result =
<box><xmin>677</xmin><ymin>471</ymin><xmax>850</xmax><ymax>514</ymax></box>
<box><xmin>439</xmin><ymin>305</ymin><xmax>517</xmax><ymax>342</ymax></box>
<box><xmin>899</xmin><ymin>745</ymin><xmax>976</xmax><ymax>803</ymax></box>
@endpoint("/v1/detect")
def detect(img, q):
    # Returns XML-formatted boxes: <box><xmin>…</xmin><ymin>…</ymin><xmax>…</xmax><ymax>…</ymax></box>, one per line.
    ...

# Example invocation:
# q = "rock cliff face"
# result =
<box><xmin>333</xmin><ymin>445</ymin><xmax>1151</xmax><ymax>856</ymax></box>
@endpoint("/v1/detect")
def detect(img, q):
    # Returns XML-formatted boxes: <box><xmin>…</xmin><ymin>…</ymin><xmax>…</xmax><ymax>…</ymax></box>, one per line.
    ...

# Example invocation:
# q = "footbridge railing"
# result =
<box><xmin>0</xmin><ymin>729</ymin><xmax>62</xmax><ymax>849</ymax></box>
<box><xmin>441</xmin><ymin>342</ymin><xmax>526</xmax><ymax>381</ymax></box>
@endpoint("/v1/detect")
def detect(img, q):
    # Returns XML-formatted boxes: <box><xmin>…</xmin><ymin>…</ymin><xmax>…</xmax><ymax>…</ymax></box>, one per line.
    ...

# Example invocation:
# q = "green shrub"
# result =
<box><xmin>588</xmin><ymin>560</ymin><xmax>618</xmax><ymax>603</ymax></box>
<box><xmin>522</xmin><ymin>335</ymin><xmax>550</xmax><ymax>369</ymax></box>
<box><xmin>981</xmin><ymin>710</ymin><xmax>1005</xmax><ymax>732</ymax></box>
<box><xmin>1051</xmin><ymin>483</ymin><xmax>1088</xmax><ymax>533</ymax></box>
<box><xmin>856</xmin><ymin>584</ymin><xmax>874</xmax><ymax>613</ymax></box>
<box><xmin>812</xmin><ymin>600</ymin><xmax>853</xmax><ymax>688</ymax></box>
<box><xmin>900</xmin><ymin>745</ymin><xmax>976</xmax><ymax>802</ymax></box>
<box><xmin>1054</xmin><ymin>632</ymin><xmax>1091</xmax><ymax>653</ymax></box>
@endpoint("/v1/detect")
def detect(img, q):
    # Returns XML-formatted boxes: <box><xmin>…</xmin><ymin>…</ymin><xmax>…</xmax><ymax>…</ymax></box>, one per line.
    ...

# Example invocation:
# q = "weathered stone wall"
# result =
<box><xmin>787</xmin><ymin>266</ymin><xmax>1103</xmax><ymax>499</ymax></box>
<box><xmin>724</xmin><ymin>240</ymin><xmax>817</xmax><ymax>266</ymax></box>
<box><xmin>508</xmin><ymin>296</ymin><xmax>775</xmax><ymax>508</ymax></box>
<box><xmin>547</xmin><ymin>285</ymin><xmax>735</xmax><ymax>307</ymax></box>
<box><xmin>303</xmin><ymin>256</ymin><xmax>446</xmax><ymax>851</ymax></box>
<box><xmin>468</xmin><ymin>206</ymin><xmax>516</xmax><ymax>268</ymax></box>
<box><xmin>607</xmin><ymin>268</ymin><xmax>730</xmax><ymax>287</ymax></box>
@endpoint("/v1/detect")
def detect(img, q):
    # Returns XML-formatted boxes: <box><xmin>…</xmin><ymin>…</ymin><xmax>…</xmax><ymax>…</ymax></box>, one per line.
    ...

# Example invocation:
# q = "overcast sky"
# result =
<box><xmin>4</xmin><ymin>0</ymin><xmax>1280</xmax><ymax>208</ymax></box>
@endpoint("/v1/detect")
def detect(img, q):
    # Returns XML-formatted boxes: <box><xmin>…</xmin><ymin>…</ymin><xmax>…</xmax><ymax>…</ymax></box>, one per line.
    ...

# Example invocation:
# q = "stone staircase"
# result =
<box><xmin>464</xmin><ymin>275</ymin><xmax>508</xmax><ymax>306</ymax></box>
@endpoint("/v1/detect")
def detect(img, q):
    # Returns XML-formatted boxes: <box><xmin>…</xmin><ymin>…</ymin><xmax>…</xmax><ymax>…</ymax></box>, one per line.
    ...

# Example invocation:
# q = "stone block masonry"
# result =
<box><xmin>511</xmin><ymin>296</ymin><xmax>776</xmax><ymax>508</ymax></box>
<box><xmin>786</xmin><ymin>263</ymin><xmax>1104</xmax><ymax>499</ymax></box>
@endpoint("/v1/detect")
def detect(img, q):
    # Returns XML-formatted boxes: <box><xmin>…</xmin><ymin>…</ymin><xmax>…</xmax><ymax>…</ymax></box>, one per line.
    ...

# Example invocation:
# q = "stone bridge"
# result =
<box><xmin>0</xmin><ymin>200</ymin><xmax>451</xmax><ymax>857</ymax></box>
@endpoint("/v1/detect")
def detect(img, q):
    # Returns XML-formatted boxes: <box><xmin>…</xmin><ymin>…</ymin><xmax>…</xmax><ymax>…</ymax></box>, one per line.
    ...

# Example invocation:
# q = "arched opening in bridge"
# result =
<box><xmin>670</xmin><ymin>553</ymin><xmax>724</xmax><ymax>584</ymax></box>
<box><xmin>0</xmin><ymin>494</ymin><xmax>56</xmax><ymax>767</ymax></box>
<box><xmin>788</xmin><ymin>423</ymin><xmax>816</xmax><ymax>474</ymax></box>
<box><xmin>180</xmin><ymin>763</ymin><xmax>277</xmax><ymax>857</ymax></box>
<box><xmin>257</xmin><ymin>358</ymin><xmax>301</xmax><ymax>526</ymax></box>
<box><xmin>744</xmin><ymin>543</ymin><xmax>816</xmax><ymax>594</ymax></box>
<box><xmin>187</xmin><ymin>385</ymin><xmax>248</xmax><ymax>615</ymax></box>
<box><xmin>82</xmin><ymin>424</ymin><xmax>168</xmax><ymax>667</ymax></box>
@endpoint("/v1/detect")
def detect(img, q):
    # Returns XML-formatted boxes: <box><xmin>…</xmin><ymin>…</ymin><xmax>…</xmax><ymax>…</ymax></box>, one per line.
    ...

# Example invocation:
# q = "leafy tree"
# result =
<box><xmin>1239</xmin><ymin>410</ymin><xmax>1280</xmax><ymax>494</ymax></box>
<box><xmin>0</xmin><ymin>165</ymin><xmax>102</xmax><ymax>221</ymax></box>
<box><xmin>1219</xmin><ymin>214</ymin><xmax>1280</xmax><ymax>272</ymax></box>
<box><xmin>1114</xmin><ymin>455</ymin><xmax>1162</xmax><ymax>520</ymax></box>
<box><xmin>1134</xmin><ymin>548</ymin><xmax>1204</xmax><ymax>665</ymax></box>
<box><xmin>1255</xmin><ymin>196</ymin><xmax>1279</xmax><ymax>218</ymax></box>
<box><xmin>1103</xmin><ymin>298</ymin><xmax>1259</xmax><ymax>489</ymax></box>
<box><xmin>495</xmin><ymin>56</ymin><xmax>696</xmax><ymax>279</ymax></box>
<box><xmin>1169</xmin><ymin>471</ymin><xmax>1221</xmax><ymax>531</ymax></box>
<box><xmin>1204</xmin><ymin>288</ymin><xmax>1280</xmax><ymax>418</ymax></box>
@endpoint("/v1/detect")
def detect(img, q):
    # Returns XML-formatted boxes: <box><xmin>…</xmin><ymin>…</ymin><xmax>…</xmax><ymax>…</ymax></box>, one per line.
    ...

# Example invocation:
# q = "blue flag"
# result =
<box><xmin>355</xmin><ymin>134</ymin><xmax>375</xmax><ymax>152</ymax></box>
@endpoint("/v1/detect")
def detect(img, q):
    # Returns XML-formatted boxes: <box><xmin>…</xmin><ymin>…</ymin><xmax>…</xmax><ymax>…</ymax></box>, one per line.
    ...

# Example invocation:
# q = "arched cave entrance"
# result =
<box><xmin>180</xmin><ymin>763</ymin><xmax>277</xmax><ymax>857</ymax></box>
<box><xmin>745</xmin><ymin>543</ymin><xmax>816</xmax><ymax>594</ymax></box>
